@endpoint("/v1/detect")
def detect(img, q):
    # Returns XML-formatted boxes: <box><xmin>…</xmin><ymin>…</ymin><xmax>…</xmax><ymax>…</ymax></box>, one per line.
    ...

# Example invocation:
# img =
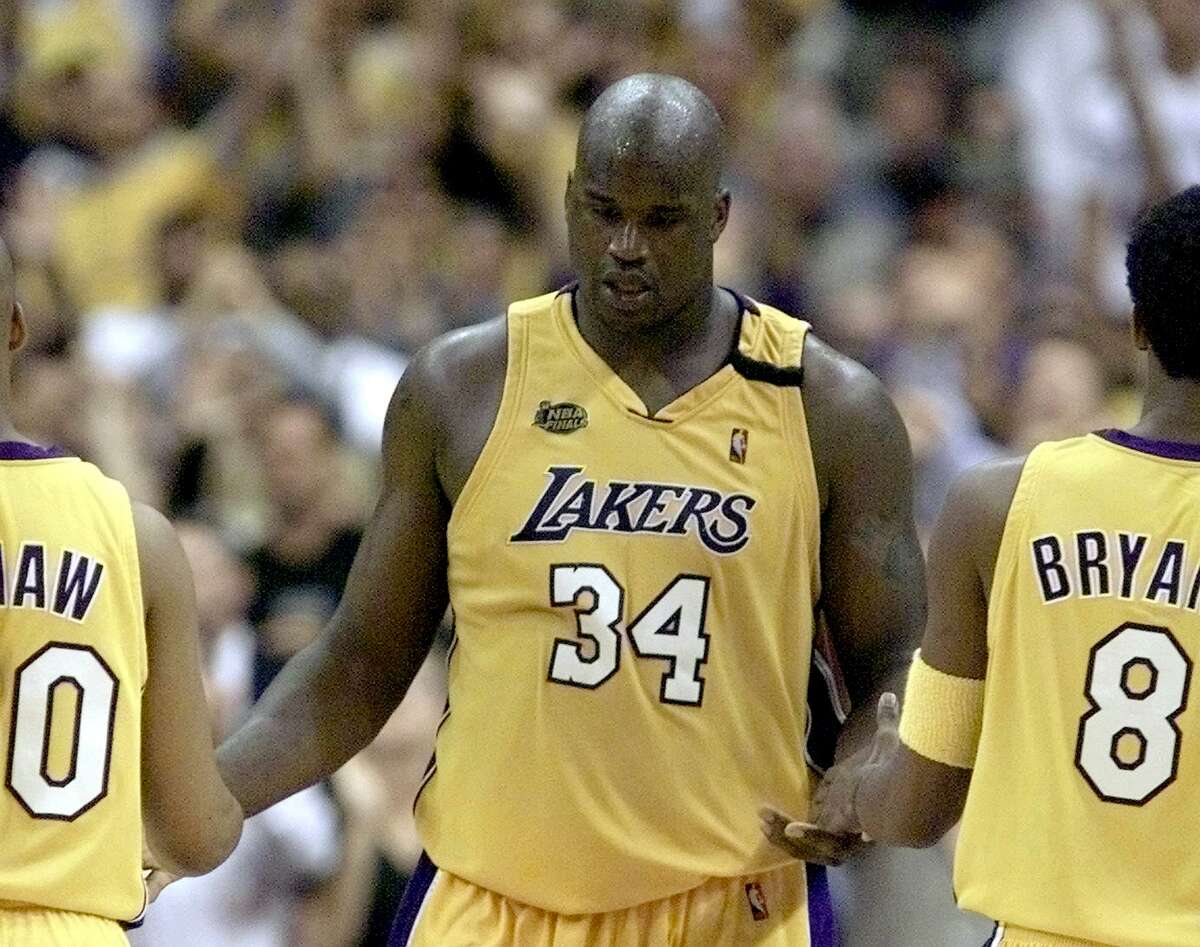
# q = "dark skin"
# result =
<box><xmin>213</xmin><ymin>76</ymin><xmax>924</xmax><ymax>876</ymax></box>
<box><xmin>790</xmin><ymin>310</ymin><xmax>1200</xmax><ymax>848</ymax></box>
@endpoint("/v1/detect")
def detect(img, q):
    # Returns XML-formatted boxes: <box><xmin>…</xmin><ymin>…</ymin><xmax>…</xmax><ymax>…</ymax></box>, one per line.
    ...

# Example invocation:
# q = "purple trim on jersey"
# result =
<box><xmin>807</xmin><ymin>864</ymin><xmax>840</xmax><ymax>946</ymax></box>
<box><xmin>1098</xmin><ymin>428</ymin><xmax>1200</xmax><ymax>462</ymax></box>
<box><xmin>0</xmin><ymin>441</ymin><xmax>69</xmax><ymax>460</ymax></box>
<box><xmin>388</xmin><ymin>852</ymin><xmax>439</xmax><ymax>947</ymax></box>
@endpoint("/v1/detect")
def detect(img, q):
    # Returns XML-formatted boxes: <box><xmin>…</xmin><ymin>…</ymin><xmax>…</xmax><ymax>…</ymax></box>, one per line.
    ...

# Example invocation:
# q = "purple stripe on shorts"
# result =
<box><xmin>0</xmin><ymin>441</ymin><xmax>69</xmax><ymax>461</ymax></box>
<box><xmin>1097</xmin><ymin>428</ymin><xmax>1200</xmax><ymax>462</ymax></box>
<box><xmin>807</xmin><ymin>864</ymin><xmax>840</xmax><ymax>947</ymax></box>
<box><xmin>388</xmin><ymin>852</ymin><xmax>439</xmax><ymax>947</ymax></box>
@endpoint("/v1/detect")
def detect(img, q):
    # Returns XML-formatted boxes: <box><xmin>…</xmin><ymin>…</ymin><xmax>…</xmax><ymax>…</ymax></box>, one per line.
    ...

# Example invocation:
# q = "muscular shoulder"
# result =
<box><xmin>801</xmin><ymin>334</ymin><xmax>909</xmax><ymax>509</ymax></box>
<box><xmin>397</xmin><ymin>318</ymin><xmax>507</xmax><ymax>424</ymax></box>
<box><xmin>382</xmin><ymin>318</ymin><xmax>508</xmax><ymax>502</ymax></box>
<box><xmin>939</xmin><ymin>456</ymin><xmax>1027</xmax><ymax>587</ymax></box>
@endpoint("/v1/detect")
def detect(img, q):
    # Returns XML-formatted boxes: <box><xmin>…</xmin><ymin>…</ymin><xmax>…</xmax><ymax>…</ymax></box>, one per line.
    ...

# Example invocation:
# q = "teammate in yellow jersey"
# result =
<box><xmin>779</xmin><ymin>186</ymin><xmax>1200</xmax><ymax>947</ymax></box>
<box><xmin>0</xmin><ymin>237</ymin><xmax>242</xmax><ymax>946</ymax></box>
<box><xmin>206</xmin><ymin>74</ymin><xmax>925</xmax><ymax>947</ymax></box>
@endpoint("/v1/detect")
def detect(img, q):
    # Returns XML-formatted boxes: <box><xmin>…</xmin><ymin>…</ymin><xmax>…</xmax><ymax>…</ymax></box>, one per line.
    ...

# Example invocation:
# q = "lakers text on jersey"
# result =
<box><xmin>414</xmin><ymin>289</ymin><xmax>824</xmax><ymax>919</ymax></box>
<box><xmin>0</xmin><ymin>444</ymin><xmax>146</xmax><ymax>929</ymax></box>
<box><xmin>956</xmin><ymin>431</ymin><xmax>1200</xmax><ymax>947</ymax></box>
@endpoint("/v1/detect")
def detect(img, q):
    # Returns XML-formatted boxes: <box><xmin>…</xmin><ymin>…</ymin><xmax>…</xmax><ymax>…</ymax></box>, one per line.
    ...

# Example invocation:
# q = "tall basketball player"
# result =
<box><xmin>212</xmin><ymin>74</ymin><xmax>925</xmax><ymax>946</ymax></box>
<box><xmin>783</xmin><ymin>186</ymin><xmax>1200</xmax><ymax>946</ymax></box>
<box><xmin>0</xmin><ymin>240</ymin><xmax>243</xmax><ymax>945</ymax></box>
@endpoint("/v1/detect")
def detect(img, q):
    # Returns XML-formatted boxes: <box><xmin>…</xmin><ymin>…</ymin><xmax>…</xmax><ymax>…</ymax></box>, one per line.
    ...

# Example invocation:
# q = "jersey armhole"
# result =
<box><xmin>783</xmin><ymin>323</ymin><xmax>822</xmax><ymax>605</ymax></box>
<box><xmin>984</xmin><ymin>448</ymin><xmax>1044</xmax><ymax>651</ymax></box>
<box><xmin>447</xmin><ymin>313</ymin><xmax>526</xmax><ymax>538</ymax></box>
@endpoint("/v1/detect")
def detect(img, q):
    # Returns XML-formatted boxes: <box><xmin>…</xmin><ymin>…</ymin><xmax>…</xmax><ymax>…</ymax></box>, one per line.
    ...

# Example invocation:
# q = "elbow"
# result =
<box><xmin>151</xmin><ymin>796</ymin><xmax>245</xmax><ymax>877</ymax></box>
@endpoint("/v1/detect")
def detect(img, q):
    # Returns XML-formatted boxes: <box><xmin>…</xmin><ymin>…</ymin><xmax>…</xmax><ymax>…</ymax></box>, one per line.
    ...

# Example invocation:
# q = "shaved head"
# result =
<box><xmin>576</xmin><ymin>74</ymin><xmax>726</xmax><ymax>192</ymax></box>
<box><xmin>566</xmin><ymin>74</ymin><xmax>731</xmax><ymax>333</ymax></box>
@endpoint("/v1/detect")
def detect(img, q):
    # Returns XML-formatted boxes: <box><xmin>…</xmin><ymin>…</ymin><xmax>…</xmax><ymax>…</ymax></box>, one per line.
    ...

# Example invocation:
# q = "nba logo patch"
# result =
<box><xmin>745</xmin><ymin>881</ymin><xmax>769</xmax><ymax>921</ymax></box>
<box><xmin>730</xmin><ymin>428</ymin><xmax>749</xmax><ymax>464</ymax></box>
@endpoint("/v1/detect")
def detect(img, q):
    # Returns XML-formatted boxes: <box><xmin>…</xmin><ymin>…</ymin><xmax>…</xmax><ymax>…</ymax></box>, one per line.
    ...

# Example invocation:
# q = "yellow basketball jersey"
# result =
<box><xmin>0</xmin><ymin>446</ymin><xmax>146</xmax><ymax>924</ymax></box>
<box><xmin>415</xmin><ymin>289</ymin><xmax>822</xmax><ymax>914</ymax></box>
<box><xmin>956</xmin><ymin>431</ymin><xmax>1200</xmax><ymax>946</ymax></box>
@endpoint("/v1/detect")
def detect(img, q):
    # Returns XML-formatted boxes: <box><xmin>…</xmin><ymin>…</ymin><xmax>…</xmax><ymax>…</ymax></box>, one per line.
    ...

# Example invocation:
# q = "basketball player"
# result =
<box><xmin>0</xmin><ymin>240</ymin><xmax>243</xmax><ymax>945</ymax></box>
<box><xmin>212</xmin><ymin>74</ymin><xmax>925</xmax><ymax>945</ymax></box>
<box><xmin>780</xmin><ymin>186</ymin><xmax>1200</xmax><ymax>946</ymax></box>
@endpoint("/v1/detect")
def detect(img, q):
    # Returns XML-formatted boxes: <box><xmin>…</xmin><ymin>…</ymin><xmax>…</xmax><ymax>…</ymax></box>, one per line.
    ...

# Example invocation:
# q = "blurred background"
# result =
<box><xmin>0</xmin><ymin>0</ymin><xmax>1196</xmax><ymax>943</ymax></box>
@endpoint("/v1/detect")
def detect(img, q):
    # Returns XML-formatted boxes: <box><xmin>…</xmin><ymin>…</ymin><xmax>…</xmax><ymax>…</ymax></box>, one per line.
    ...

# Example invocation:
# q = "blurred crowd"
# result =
<box><xmin>0</xmin><ymin>0</ymin><xmax>1196</xmax><ymax>943</ymax></box>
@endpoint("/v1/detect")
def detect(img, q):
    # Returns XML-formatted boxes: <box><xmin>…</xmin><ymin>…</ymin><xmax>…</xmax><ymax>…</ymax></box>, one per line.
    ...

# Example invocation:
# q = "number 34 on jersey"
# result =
<box><xmin>546</xmin><ymin>564</ymin><xmax>711</xmax><ymax>707</ymax></box>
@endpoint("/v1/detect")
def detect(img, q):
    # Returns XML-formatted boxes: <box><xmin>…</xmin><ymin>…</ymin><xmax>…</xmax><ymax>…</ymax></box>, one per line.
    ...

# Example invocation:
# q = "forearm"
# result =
<box><xmin>854</xmin><ymin>748</ymin><xmax>969</xmax><ymax>848</ymax></box>
<box><xmin>146</xmin><ymin>790</ymin><xmax>243</xmax><ymax>876</ymax></box>
<box><xmin>218</xmin><ymin>630</ymin><xmax>412</xmax><ymax>817</ymax></box>
<box><xmin>1106</xmin><ymin>4</ymin><xmax>1175</xmax><ymax>201</ymax></box>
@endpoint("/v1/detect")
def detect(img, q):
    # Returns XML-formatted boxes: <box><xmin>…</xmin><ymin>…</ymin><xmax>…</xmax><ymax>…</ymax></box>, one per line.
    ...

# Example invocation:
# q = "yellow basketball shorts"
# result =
<box><xmin>388</xmin><ymin>854</ymin><xmax>836</xmax><ymax>947</ymax></box>
<box><xmin>985</xmin><ymin>923</ymin><xmax>1111</xmax><ymax>947</ymax></box>
<box><xmin>0</xmin><ymin>906</ymin><xmax>129</xmax><ymax>946</ymax></box>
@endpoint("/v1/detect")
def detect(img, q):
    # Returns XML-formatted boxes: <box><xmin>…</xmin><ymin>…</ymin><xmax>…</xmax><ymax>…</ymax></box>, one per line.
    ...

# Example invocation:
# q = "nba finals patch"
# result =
<box><xmin>534</xmin><ymin>401</ymin><xmax>588</xmax><ymax>434</ymax></box>
<box><xmin>745</xmin><ymin>881</ymin><xmax>769</xmax><ymax>921</ymax></box>
<box><xmin>730</xmin><ymin>428</ymin><xmax>749</xmax><ymax>464</ymax></box>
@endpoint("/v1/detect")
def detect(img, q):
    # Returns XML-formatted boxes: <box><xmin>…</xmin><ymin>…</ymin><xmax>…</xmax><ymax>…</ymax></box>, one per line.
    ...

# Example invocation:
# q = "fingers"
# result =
<box><xmin>867</xmin><ymin>692</ymin><xmax>901</xmax><ymax>765</ymax></box>
<box><xmin>759</xmin><ymin>808</ymin><xmax>870</xmax><ymax>866</ymax></box>
<box><xmin>144</xmin><ymin>868</ymin><xmax>178</xmax><ymax>903</ymax></box>
<box><xmin>877</xmin><ymin>691</ymin><xmax>899</xmax><ymax>728</ymax></box>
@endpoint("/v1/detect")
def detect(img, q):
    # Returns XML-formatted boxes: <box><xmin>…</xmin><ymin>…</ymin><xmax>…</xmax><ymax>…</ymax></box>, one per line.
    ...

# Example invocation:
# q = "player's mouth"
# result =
<box><xmin>602</xmin><ymin>276</ymin><xmax>654</xmax><ymax>309</ymax></box>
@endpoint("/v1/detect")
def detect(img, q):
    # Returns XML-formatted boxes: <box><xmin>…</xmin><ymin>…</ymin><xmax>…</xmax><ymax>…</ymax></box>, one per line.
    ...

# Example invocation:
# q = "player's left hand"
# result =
<box><xmin>759</xmin><ymin>805</ymin><xmax>869</xmax><ymax>866</ymax></box>
<box><xmin>760</xmin><ymin>692</ymin><xmax>901</xmax><ymax>864</ymax></box>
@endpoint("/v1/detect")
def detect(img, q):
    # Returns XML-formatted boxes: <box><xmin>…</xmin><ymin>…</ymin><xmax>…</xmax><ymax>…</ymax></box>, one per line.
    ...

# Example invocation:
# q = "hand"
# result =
<box><xmin>813</xmin><ymin>692</ymin><xmax>900</xmax><ymax>836</ymax></box>
<box><xmin>759</xmin><ymin>692</ymin><xmax>901</xmax><ymax>864</ymax></box>
<box><xmin>142</xmin><ymin>842</ymin><xmax>181</xmax><ymax>904</ymax></box>
<box><xmin>759</xmin><ymin>805</ymin><xmax>869</xmax><ymax>866</ymax></box>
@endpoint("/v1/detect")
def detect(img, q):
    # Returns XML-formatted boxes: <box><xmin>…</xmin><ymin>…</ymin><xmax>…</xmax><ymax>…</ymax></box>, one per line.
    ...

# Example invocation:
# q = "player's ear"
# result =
<box><xmin>710</xmin><ymin>189</ymin><xmax>731</xmax><ymax>242</ymax></box>
<box><xmin>1130</xmin><ymin>306</ymin><xmax>1149</xmax><ymax>352</ymax></box>
<box><xmin>8</xmin><ymin>302</ymin><xmax>26</xmax><ymax>353</ymax></box>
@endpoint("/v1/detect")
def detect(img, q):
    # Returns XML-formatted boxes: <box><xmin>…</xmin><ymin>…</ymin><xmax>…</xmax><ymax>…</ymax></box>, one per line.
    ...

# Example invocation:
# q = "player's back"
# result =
<box><xmin>956</xmin><ymin>431</ymin><xmax>1200</xmax><ymax>946</ymax></box>
<box><xmin>0</xmin><ymin>444</ymin><xmax>146</xmax><ymax>929</ymax></box>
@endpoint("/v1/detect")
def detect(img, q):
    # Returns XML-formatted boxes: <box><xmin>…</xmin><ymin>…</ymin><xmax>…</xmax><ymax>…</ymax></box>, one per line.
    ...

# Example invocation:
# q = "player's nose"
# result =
<box><xmin>609</xmin><ymin>223</ymin><xmax>648</xmax><ymax>264</ymax></box>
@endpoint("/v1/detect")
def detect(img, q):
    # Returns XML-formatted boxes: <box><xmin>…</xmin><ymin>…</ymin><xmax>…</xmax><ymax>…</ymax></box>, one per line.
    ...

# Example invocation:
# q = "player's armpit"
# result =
<box><xmin>137</xmin><ymin>503</ymin><xmax>243</xmax><ymax>876</ymax></box>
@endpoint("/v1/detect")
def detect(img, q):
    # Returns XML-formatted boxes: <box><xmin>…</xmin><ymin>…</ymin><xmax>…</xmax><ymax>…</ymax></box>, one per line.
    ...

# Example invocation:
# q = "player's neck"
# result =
<box><xmin>0</xmin><ymin>405</ymin><xmax>21</xmax><ymax>442</ymax></box>
<box><xmin>575</xmin><ymin>285</ymin><xmax>738</xmax><ymax>415</ymax></box>
<box><xmin>1128</xmin><ymin>358</ymin><xmax>1200</xmax><ymax>445</ymax></box>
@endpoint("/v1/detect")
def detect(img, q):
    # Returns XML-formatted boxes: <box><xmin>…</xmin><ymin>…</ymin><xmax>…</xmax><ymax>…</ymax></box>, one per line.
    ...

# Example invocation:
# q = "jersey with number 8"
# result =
<box><xmin>956</xmin><ymin>434</ymin><xmax>1200</xmax><ymax>947</ymax></box>
<box><xmin>0</xmin><ymin>450</ymin><xmax>146</xmax><ymax>924</ymax></box>
<box><xmin>414</xmin><ymin>290</ymin><xmax>823</xmax><ymax>914</ymax></box>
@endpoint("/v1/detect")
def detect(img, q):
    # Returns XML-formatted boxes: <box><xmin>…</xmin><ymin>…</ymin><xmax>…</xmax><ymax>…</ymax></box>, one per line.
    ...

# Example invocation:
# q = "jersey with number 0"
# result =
<box><xmin>956</xmin><ymin>431</ymin><xmax>1200</xmax><ymax>946</ymax></box>
<box><xmin>0</xmin><ymin>447</ymin><xmax>146</xmax><ymax>923</ymax></box>
<box><xmin>414</xmin><ymin>289</ymin><xmax>823</xmax><ymax>914</ymax></box>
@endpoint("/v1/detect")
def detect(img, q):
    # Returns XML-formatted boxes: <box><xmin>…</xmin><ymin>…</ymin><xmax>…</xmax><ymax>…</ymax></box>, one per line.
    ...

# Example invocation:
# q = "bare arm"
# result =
<box><xmin>852</xmin><ymin>458</ymin><xmax>1023</xmax><ymax>846</ymax></box>
<box><xmin>217</xmin><ymin>352</ymin><xmax>450</xmax><ymax>817</ymax></box>
<box><xmin>1097</xmin><ymin>0</ymin><xmax>1176</xmax><ymax>203</ymax></box>
<box><xmin>760</xmin><ymin>340</ymin><xmax>925</xmax><ymax>864</ymax></box>
<box><xmin>138</xmin><ymin>503</ymin><xmax>243</xmax><ymax>875</ymax></box>
<box><xmin>805</xmin><ymin>338</ymin><xmax>926</xmax><ymax>757</ymax></box>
